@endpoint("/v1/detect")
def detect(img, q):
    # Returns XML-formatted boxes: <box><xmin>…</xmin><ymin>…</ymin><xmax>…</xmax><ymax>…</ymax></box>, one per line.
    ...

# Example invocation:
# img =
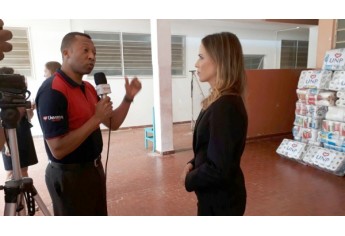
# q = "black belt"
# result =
<box><xmin>49</xmin><ymin>156</ymin><xmax>101</xmax><ymax>171</ymax></box>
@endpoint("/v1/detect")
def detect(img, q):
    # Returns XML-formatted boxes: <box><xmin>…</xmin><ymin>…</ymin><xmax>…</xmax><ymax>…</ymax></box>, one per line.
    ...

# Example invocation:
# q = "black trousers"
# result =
<box><xmin>196</xmin><ymin>191</ymin><xmax>246</xmax><ymax>216</ymax></box>
<box><xmin>197</xmin><ymin>201</ymin><xmax>246</xmax><ymax>216</ymax></box>
<box><xmin>45</xmin><ymin>159</ymin><xmax>107</xmax><ymax>216</ymax></box>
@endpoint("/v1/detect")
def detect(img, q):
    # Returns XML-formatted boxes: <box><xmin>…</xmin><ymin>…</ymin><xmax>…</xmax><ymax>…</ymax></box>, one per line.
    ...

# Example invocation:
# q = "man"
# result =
<box><xmin>35</xmin><ymin>32</ymin><xmax>142</xmax><ymax>215</ymax></box>
<box><xmin>0</xmin><ymin>19</ymin><xmax>13</xmax><ymax>60</ymax></box>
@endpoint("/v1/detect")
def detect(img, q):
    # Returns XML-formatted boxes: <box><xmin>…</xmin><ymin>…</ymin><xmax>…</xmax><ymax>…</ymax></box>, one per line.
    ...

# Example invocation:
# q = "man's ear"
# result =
<box><xmin>62</xmin><ymin>48</ymin><xmax>70</xmax><ymax>59</ymax></box>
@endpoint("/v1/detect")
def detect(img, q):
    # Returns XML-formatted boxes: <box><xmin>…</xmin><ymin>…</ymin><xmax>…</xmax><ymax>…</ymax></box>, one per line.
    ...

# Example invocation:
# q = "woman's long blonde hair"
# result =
<box><xmin>201</xmin><ymin>32</ymin><xmax>246</xmax><ymax>110</ymax></box>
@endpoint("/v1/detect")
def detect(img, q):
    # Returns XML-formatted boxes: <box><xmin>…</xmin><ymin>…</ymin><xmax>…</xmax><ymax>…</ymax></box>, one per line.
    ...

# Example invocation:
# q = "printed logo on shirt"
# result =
<box><xmin>43</xmin><ymin>115</ymin><xmax>64</xmax><ymax>122</ymax></box>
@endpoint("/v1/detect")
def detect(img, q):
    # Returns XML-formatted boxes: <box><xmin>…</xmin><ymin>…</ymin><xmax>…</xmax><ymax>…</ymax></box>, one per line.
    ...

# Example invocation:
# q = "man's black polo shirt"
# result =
<box><xmin>36</xmin><ymin>69</ymin><xmax>103</xmax><ymax>164</ymax></box>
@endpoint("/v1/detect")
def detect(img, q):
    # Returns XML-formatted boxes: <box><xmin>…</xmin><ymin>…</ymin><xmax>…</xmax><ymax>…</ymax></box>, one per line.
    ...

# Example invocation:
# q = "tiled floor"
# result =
<box><xmin>1</xmin><ymin>123</ymin><xmax>345</xmax><ymax>216</ymax></box>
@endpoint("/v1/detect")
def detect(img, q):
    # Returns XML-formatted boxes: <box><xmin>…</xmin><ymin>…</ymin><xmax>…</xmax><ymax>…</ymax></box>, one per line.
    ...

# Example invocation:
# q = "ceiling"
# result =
<box><xmin>209</xmin><ymin>19</ymin><xmax>317</xmax><ymax>31</ymax></box>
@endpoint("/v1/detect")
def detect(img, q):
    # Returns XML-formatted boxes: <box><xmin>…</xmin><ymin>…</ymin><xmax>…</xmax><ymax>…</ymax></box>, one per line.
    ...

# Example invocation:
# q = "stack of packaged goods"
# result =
<box><xmin>277</xmin><ymin>70</ymin><xmax>333</xmax><ymax>163</ymax></box>
<box><xmin>294</xmin><ymin>73</ymin><xmax>334</xmax><ymax>146</ymax></box>
<box><xmin>321</xmin><ymin>50</ymin><xmax>345</xmax><ymax>155</ymax></box>
<box><xmin>299</xmin><ymin>49</ymin><xmax>345</xmax><ymax>176</ymax></box>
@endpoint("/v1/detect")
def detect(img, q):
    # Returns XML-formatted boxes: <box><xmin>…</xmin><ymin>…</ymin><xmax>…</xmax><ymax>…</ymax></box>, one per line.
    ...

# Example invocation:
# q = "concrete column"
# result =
<box><xmin>150</xmin><ymin>19</ymin><xmax>174</xmax><ymax>155</ymax></box>
<box><xmin>307</xmin><ymin>26</ymin><xmax>318</xmax><ymax>68</ymax></box>
<box><xmin>316</xmin><ymin>20</ymin><xmax>336</xmax><ymax>68</ymax></box>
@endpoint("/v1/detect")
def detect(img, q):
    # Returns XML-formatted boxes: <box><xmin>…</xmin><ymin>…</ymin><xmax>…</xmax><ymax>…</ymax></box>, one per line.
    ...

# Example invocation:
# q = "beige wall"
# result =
<box><xmin>316</xmin><ymin>20</ymin><xmax>337</xmax><ymax>68</ymax></box>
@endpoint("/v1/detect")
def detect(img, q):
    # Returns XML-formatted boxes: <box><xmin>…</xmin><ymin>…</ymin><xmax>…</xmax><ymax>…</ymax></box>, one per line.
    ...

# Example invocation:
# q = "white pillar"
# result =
<box><xmin>150</xmin><ymin>19</ymin><xmax>174</xmax><ymax>155</ymax></box>
<box><xmin>307</xmin><ymin>26</ymin><xmax>319</xmax><ymax>69</ymax></box>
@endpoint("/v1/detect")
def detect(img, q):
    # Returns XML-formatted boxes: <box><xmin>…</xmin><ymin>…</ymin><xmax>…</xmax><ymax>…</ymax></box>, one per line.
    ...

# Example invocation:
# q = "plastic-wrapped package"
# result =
<box><xmin>295</xmin><ymin>102</ymin><xmax>328</xmax><ymax>118</ymax></box>
<box><xmin>296</xmin><ymin>89</ymin><xmax>335</xmax><ymax>106</ymax></box>
<box><xmin>292</xmin><ymin>126</ymin><xmax>320</xmax><ymax>144</ymax></box>
<box><xmin>294</xmin><ymin>115</ymin><xmax>323</xmax><ymax>129</ymax></box>
<box><xmin>322</xmin><ymin>49</ymin><xmax>345</xmax><ymax>71</ymax></box>
<box><xmin>322</xmin><ymin>120</ymin><xmax>345</xmax><ymax>137</ymax></box>
<box><xmin>329</xmin><ymin>71</ymin><xmax>345</xmax><ymax>91</ymax></box>
<box><xmin>325</xmin><ymin>106</ymin><xmax>345</xmax><ymax>122</ymax></box>
<box><xmin>302</xmin><ymin>145</ymin><xmax>345</xmax><ymax>176</ymax></box>
<box><xmin>276</xmin><ymin>139</ymin><xmax>308</xmax><ymax>162</ymax></box>
<box><xmin>297</xmin><ymin>70</ymin><xmax>332</xmax><ymax>89</ymax></box>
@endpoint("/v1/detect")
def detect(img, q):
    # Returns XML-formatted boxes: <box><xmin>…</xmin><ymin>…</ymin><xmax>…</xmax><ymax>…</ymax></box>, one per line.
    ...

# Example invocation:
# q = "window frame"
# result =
<box><xmin>243</xmin><ymin>54</ymin><xmax>265</xmax><ymax>69</ymax></box>
<box><xmin>280</xmin><ymin>39</ymin><xmax>309</xmax><ymax>69</ymax></box>
<box><xmin>86</xmin><ymin>31</ymin><xmax>186</xmax><ymax>78</ymax></box>
<box><xmin>1</xmin><ymin>27</ymin><xmax>33</xmax><ymax>77</ymax></box>
<box><xmin>335</xmin><ymin>19</ymin><xmax>345</xmax><ymax>49</ymax></box>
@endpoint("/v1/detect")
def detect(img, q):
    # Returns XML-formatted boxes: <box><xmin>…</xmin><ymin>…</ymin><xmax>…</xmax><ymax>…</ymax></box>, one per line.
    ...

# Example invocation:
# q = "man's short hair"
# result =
<box><xmin>60</xmin><ymin>32</ymin><xmax>92</xmax><ymax>53</ymax></box>
<box><xmin>0</xmin><ymin>66</ymin><xmax>14</xmax><ymax>74</ymax></box>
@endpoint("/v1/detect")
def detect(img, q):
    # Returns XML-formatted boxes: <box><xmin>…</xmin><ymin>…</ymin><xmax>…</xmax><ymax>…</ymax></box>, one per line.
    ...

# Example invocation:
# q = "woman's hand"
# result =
<box><xmin>180</xmin><ymin>163</ymin><xmax>193</xmax><ymax>187</ymax></box>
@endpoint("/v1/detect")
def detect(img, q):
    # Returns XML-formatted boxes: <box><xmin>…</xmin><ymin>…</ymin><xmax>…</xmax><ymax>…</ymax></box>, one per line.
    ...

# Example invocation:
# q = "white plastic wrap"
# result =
<box><xmin>297</xmin><ymin>70</ymin><xmax>332</xmax><ymax>89</ymax></box>
<box><xmin>295</xmin><ymin>102</ymin><xmax>328</xmax><ymax>118</ymax></box>
<box><xmin>302</xmin><ymin>145</ymin><xmax>345</xmax><ymax>176</ymax></box>
<box><xmin>294</xmin><ymin>115</ymin><xmax>323</xmax><ymax>129</ymax></box>
<box><xmin>292</xmin><ymin>126</ymin><xmax>320</xmax><ymax>144</ymax></box>
<box><xmin>322</xmin><ymin>119</ymin><xmax>345</xmax><ymax>137</ymax></box>
<box><xmin>322</xmin><ymin>49</ymin><xmax>345</xmax><ymax>71</ymax></box>
<box><xmin>329</xmin><ymin>71</ymin><xmax>345</xmax><ymax>91</ymax></box>
<box><xmin>296</xmin><ymin>89</ymin><xmax>335</xmax><ymax>106</ymax></box>
<box><xmin>325</xmin><ymin>106</ymin><xmax>345</xmax><ymax>122</ymax></box>
<box><xmin>276</xmin><ymin>139</ymin><xmax>308</xmax><ymax>162</ymax></box>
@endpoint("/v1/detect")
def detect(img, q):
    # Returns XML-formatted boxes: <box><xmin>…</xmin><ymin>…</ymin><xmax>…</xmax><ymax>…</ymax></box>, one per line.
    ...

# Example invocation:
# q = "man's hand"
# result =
<box><xmin>94</xmin><ymin>96</ymin><xmax>113</xmax><ymax>123</ymax></box>
<box><xmin>0</xmin><ymin>19</ymin><xmax>13</xmax><ymax>60</ymax></box>
<box><xmin>180</xmin><ymin>163</ymin><xmax>194</xmax><ymax>187</ymax></box>
<box><xmin>125</xmin><ymin>77</ymin><xmax>142</xmax><ymax>100</ymax></box>
<box><xmin>4</xmin><ymin>143</ymin><xmax>10</xmax><ymax>156</ymax></box>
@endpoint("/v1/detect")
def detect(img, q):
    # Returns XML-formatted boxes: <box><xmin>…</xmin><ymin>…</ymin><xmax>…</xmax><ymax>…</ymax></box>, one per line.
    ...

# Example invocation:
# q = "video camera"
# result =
<box><xmin>0</xmin><ymin>74</ymin><xmax>31</xmax><ymax>129</ymax></box>
<box><xmin>0</xmin><ymin>74</ymin><xmax>31</xmax><ymax>109</ymax></box>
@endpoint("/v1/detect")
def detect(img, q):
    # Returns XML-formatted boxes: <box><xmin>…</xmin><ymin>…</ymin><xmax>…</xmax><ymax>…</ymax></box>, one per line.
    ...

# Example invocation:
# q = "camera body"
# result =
<box><xmin>0</xmin><ymin>74</ymin><xmax>31</xmax><ymax>129</ymax></box>
<box><xmin>0</xmin><ymin>74</ymin><xmax>31</xmax><ymax>109</ymax></box>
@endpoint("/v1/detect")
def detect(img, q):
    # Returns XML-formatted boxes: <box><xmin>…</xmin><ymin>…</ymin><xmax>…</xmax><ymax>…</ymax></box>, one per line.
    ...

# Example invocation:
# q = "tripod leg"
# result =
<box><xmin>33</xmin><ymin>193</ymin><xmax>51</xmax><ymax>216</ymax></box>
<box><xmin>4</xmin><ymin>203</ymin><xmax>17</xmax><ymax>216</ymax></box>
<box><xmin>191</xmin><ymin>72</ymin><xmax>194</xmax><ymax>131</ymax></box>
<box><xmin>3</xmin><ymin>179</ymin><xmax>21</xmax><ymax>216</ymax></box>
<box><xmin>17</xmin><ymin>192</ymin><xmax>26</xmax><ymax>216</ymax></box>
<box><xmin>22</xmin><ymin>178</ymin><xmax>51</xmax><ymax>216</ymax></box>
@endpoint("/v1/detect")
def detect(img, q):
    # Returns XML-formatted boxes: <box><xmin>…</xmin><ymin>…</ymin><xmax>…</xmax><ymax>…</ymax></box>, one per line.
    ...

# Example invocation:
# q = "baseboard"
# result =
<box><xmin>107</xmin><ymin>120</ymin><xmax>191</xmax><ymax>131</ymax></box>
<box><xmin>157</xmin><ymin>150</ymin><xmax>175</xmax><ymax>155</ymax></box>
<box><xmin>246</xmin><ymin>132</ymin><xmax>293</xmax><ymax>142</ymax></box>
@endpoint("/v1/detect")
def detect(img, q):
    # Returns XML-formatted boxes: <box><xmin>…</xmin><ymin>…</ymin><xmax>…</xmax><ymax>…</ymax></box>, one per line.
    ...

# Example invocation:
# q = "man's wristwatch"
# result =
<box><xmin>123</xmin><ymin>95</ymin><xmax>133</xmax><ymax>103</ymax></box>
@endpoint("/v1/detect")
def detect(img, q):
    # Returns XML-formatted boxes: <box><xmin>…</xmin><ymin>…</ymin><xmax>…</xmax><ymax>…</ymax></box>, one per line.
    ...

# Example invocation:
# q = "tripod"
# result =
<box><xmin>0</xmin><ymin>107</ymin><xmax>51</xmax><ymax>216</ymax></box>
<box><xmin>190</xmin><ymin>70</ymin><xmax>205</xmax><ymax>130</ymax></box>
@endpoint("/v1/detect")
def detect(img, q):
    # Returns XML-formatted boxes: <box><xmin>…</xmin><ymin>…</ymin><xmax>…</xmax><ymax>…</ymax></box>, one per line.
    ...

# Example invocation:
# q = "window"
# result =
<box><xmin>280</xmin><ymin>40</ymin><xmax>309</xmax><ymax>69</ymax></box>
<box><xmin>86</xmin><ymin>31</ymin><xmax>185</xmax><ymax>77</ymax></box>
<box><xmin>87</xmin><ymin>31</ymin><xmax>122</xmax><ymax>76</ymax></box>
<box><xmin>171</xmin><ymin>35</ymin><xmax>185</xmax><ymax>75</ymax></box>
<box><xmin>122</xmin><ymin>33</ymin><xmax>152</xmax><ymax>76</ymax></box>
<box><xmin>335</xmin><ymin>19</ymin><xmax>345</xmax><ymax>49</ymax></box>
<box><xmin>0</xmin><ymin>28</ymin><xmax>32</xmax><ymax>76</ymax></box>
<box><xmin>244</xmin><ymin>55</ymin><xmax>264</xmax><ymax>69</ymax></box>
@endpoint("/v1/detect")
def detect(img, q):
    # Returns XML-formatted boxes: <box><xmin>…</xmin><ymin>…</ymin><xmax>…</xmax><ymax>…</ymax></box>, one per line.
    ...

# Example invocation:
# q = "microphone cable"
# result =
<box><xmin>104</xmin><ymin>118</ymin><xmax>111</xmax><ymax>181</ymax></box>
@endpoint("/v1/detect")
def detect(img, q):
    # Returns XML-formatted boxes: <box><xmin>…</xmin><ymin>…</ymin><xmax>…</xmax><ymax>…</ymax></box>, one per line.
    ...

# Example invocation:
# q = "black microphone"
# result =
<box><xmin>94</xmin><ymin>72</ymin><xmax>111</xmax><ymax>99</ymax></box>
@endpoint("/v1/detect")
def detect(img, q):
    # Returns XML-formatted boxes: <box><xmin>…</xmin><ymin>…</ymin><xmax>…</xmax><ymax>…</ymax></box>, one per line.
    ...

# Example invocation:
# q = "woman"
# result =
<box><xmin>44</xmin><ymin>61</ymin><xmax>61</xmax><ymax>78</ymax></box>
<box><xmin>2</xmin><ymin>107</ymin><xmax>38</xmax><ymax>180</ymax></box>
<box><xmin>181</xmin><ymin>32</ymin><xmax>248</xmax><ymax>216</ymax></box>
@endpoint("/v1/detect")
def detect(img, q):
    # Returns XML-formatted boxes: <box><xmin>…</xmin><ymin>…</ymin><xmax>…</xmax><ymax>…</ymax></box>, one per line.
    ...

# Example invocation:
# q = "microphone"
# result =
<box><xmin>94</xmin><ymin>72</ymin><xmax>111</xmax><ymax>99</ymax></box>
